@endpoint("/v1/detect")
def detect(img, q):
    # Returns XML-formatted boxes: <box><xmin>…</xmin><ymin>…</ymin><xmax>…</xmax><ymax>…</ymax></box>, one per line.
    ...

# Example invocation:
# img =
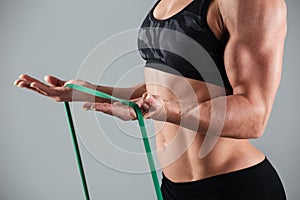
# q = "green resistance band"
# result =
<box><xmin>64</xmin><ymin>83</ymin><xmax>163</xmax><ymax>200</ymax></box>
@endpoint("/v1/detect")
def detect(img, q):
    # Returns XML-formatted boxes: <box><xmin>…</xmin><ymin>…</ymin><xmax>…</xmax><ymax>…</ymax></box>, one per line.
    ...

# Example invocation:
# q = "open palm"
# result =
<box><xmin>14</xmin><ymin>74</ymin><xmax>93</xmax><ymax>102</ymax></box>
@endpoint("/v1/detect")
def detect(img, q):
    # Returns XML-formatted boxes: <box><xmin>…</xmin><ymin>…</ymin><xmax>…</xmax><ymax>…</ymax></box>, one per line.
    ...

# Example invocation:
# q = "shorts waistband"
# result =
<box><xmin>162</xmin><ymin>157</ymin><xmax>270</xmax><ymax>192</ymax></box>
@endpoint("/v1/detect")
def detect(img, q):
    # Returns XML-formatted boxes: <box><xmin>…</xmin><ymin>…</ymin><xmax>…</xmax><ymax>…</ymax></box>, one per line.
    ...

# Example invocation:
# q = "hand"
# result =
<box><xmin>14</xmin><ymin>74</ymin><xmax>93</xmax><ymax>102</ymax></box>
<box><xmin>82</xmin><ymin>92</ymin><xmax>168</xmax><ymax>121</ymax></box>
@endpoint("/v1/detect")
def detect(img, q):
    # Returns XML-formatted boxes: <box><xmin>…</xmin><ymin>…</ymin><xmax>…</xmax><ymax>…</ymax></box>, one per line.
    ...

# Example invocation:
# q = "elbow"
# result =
<box><xmin>251</xmin><ymin>125</ymin><xmax>265</xmax><ymax>139</ymax></box>
<box><xmin>250</xmin><ymin>104</ymin><xmax>269</xmax><ymax>139</ymax></box>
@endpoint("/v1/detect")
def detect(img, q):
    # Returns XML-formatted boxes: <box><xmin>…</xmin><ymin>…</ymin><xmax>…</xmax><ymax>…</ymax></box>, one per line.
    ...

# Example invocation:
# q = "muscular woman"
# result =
<box><xmin>14</xmin><ymin>0</ymin><xmax>287</xmax><ymax>199</ymax></box>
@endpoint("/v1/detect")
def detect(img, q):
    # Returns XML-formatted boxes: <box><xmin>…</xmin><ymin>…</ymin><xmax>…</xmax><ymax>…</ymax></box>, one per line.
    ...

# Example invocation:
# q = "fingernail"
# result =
<box><xmin>142</xmin><ymin>93</ymin><xmax>147</xmax><ymax>99</ymax></box>
<box><xmin>143</xmin><ymin>92</ymin><xmax>151</xmax><ymax>101</ymax></box>
<box><xmin>82</xmin><ymin>107</ymin><xmax>95</xmax><ymax>111</ymax></box>
<box><xmin>145</xmin><ymin>93</ymin><xmax>151</xmax><ymax>100</ymax></box>
<box><xmin>90</xmin><ymin>107</ymin><xmax>96</xmax><ymax>111</ymax></box>
<box><xmin>18</xmin><ymin>74</ymin><xmax>24</xmax><ymax>79</ymax></box>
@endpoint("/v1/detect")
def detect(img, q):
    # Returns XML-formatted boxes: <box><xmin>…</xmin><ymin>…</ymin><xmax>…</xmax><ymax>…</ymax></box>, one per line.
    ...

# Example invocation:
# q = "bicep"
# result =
<box><xmin>222</xmin><ymin>0</ymin><xmax>287</xmax><ymax>107</ymax></box>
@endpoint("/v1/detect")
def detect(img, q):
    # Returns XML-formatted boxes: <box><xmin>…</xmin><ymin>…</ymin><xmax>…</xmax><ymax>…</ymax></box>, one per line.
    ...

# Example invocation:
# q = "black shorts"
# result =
<box><xmin>160</xmin><ymin>157</ymin><xmax>286</xmax><ymax>200</ymax></box>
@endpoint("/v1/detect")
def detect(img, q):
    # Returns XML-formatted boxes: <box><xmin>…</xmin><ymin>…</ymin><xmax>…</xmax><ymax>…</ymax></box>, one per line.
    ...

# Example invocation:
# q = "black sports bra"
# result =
<box><xmin>137</xmin><ymin>0</ymin><xmax>232</xmax><ymax>90</ymax></box>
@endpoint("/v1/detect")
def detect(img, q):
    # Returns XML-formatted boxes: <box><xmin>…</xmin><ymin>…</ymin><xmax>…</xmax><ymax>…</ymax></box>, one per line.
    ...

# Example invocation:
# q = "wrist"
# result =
<box><xmin>164</xmin><ymin>99</ymin><xmax>182</xmax><ymax>124</ymax></box>
<box><xmin>146</xmin><ymin>95</ymin><xmax>167</xmax><ymax>121</ymax></box>
<box><xmin>148</xmin><ymin>97</ymin><xmax>181</xmax><ymax>124</ymax></box>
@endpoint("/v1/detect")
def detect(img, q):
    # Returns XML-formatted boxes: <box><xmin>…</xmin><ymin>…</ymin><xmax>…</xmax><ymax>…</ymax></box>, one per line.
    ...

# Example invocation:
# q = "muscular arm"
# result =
<box><xmin>161</xmin><ymin>0</ymin><xmax>287</xmax><ymax>139</ymax></box>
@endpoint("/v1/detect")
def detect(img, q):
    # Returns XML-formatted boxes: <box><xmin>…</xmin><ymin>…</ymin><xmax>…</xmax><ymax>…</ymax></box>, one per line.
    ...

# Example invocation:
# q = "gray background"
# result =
<box><xmin>1</xmin><ymin>0</ymin><xmax>299</xmax><ymax>199</ymax></box>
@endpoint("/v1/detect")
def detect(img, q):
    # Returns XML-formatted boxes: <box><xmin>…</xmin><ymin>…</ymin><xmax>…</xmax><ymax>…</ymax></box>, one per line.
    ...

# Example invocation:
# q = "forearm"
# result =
<box><xmin>93</xmin><ymin>83</ymin><xmax>147</xmax><ymax>102</ymax></box>
<box><xmin>162</xmin><ymin>94</ymin><xmax>268</xmax><ymax>139</ymax></box>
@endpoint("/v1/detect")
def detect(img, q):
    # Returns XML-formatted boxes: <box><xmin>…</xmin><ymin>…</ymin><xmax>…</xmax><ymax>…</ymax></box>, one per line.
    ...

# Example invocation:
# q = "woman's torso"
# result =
<box><xmin>141</xmin><ymin>0</ymin><xmax>265</xmax><ymax>182</ymax></box>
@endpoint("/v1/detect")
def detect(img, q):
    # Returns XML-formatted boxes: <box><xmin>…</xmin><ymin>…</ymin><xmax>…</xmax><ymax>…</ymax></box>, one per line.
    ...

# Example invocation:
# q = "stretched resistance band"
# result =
<box><xmin>64</xmin><ymin>83</ymin><xmax>163</xmax><ymax>200</ymax></box>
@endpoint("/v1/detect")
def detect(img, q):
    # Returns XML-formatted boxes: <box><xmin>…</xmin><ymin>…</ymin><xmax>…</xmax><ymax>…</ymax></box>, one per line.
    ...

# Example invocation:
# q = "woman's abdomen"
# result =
<box><xmin>144</xmin><ymin>67</ymin><xmax>265</xmax><ymax>182</ymax></box>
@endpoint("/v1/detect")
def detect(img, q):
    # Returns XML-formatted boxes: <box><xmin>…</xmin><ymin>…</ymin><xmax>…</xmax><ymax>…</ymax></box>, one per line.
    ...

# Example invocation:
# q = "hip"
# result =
<box><xmin>161</xmin><ymin>157</ymin><xmax>286</xmax><ymax>200</ymax></box>
<box><xmin>156</xmin><ymin>123</ymin><xmax>265</xmax><ymax>182</ymax></box>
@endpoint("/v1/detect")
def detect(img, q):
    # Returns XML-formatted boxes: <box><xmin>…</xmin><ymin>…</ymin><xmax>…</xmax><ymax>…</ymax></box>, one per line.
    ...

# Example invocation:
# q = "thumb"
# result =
<box><xmin>141</xmin><ymin>92</ymin><xmax>167</xmax><ymax>120</ymax></box>
<box><xmin>142</xmin><ymin>92</ymin><xmax>165</xmax><ymax>109</ymax></box>
<box><xmin>44</xmin><ymin>75</ymin><xmax>66</xmax><ymax>87</ymax></box>
<box><xmin>142</xmin><ymin>92</ymin><xmax>155</xmax><ymax>105</ymax></box>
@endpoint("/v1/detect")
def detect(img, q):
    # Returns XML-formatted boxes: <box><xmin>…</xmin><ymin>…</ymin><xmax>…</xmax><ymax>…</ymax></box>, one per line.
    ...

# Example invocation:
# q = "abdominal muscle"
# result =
<box><xmin>144</xmin><ymin>67</ymin><xmax>265</xmax><ymax>183</ymax></box>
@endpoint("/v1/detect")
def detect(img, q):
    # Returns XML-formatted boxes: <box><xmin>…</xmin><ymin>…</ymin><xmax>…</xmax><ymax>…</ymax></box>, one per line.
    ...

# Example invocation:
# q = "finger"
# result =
<box><xmin>16</xmin><ymin>80</ymin><xmax>36</xmax><ymax>89</ymax></box>
<box><xmin>83</xmin><ymin>102</ymin><xmax>113</xmax><ymax>114</ymax></box>
<box><xmin>30</xmin><ymin>82</ymin><xmax>57</xmax><ymax>96</ymax></box>
<box><xmin>13</xmin><ymin>79</ymin><xmax>23</xmax><ymax>86</ymax></box>
<box><xmin>134</xmin><ymin>93</ymin><xmax>153</xmax><ymax>112</ymax></box>
<box><xmin>142</xmin><ymin>92</ymin><xmax>155</xmax><ymax>104</ymax></box>
<box><xmin>140</xmin><ymin>103</ymin><xmax>151</xmax><ymax>112</ymax></box>
<box><xmin>83</xmin><ymin>102</ymin><xmax>136</xmax><ymax>121</ymax></box>
<box><xmin>82</xmin><ymin>102</ymin><xmax>96</xmax><ymax>110</ymax></box>
<box><xmin>134</xmin><ymin>99</ymin><xmax>150</xmax><ymax>112</ymax></box>
<box><xmin>94</xmin><ymin>103</ymin><xmax>112</xmax><ymax>114</ymax></box>
<box><xmin>44</xmin><ymin>75</ymin><xmax>66</xmax><ymax>87</ymax></box>
<box><xmin>142</xmin><ymin>92</ymin><xmax>151</xmax><ymax>100</ymax></box>
<box><xmin>14</xmin><ymin>80</ymin><xmax>48</xmax><ymax>95</ymax></box>
<box><xmin>18</xmin><ymin>80</ymin><xmax>33</xmax><ymax>88</ymax></box>
<box><xmin>18</xmin><ymin>74</ymin><xmax>47</xmax><ymax>86</ymax></box>
<box><xmin>111</xmin><ymin>102</ymin><xmax>136</xmax><ymax>120</ymax></box>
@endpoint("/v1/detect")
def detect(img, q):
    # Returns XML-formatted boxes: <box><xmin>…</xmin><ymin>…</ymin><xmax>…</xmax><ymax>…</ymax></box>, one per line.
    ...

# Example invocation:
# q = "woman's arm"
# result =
<box><xmin>157</xmin><ymin>0</ymin><xmax>287</xmax><ymax>139</ymax></box>
<box><xmin>78</xmin><ymin>0</ymin><xmax>287</xmax><ymax>137</ymax></box>
<box><xmin>95</xmin><ymin>83</ymin><xmax>147</xmax><ymax>101</ymax></box>
<box><xmin>14</xmin><ymin>74</ymin><xmax>146</xmax><ymax>102</ymax></box>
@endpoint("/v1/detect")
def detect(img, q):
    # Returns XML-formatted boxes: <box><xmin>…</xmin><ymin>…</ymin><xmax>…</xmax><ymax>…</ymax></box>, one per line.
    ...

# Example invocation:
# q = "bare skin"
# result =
<box><xmin>14</xmin><ymin>0</ymin><xmax>287</xmax><ymax>183</ymax></box>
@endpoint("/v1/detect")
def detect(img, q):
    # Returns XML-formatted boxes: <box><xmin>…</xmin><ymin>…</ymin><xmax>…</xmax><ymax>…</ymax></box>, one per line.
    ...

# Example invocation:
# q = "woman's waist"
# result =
<box><xmin>155</xmin><ymin>123</ymin><xmax>265</xmax><ymax>182</ymax></box>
